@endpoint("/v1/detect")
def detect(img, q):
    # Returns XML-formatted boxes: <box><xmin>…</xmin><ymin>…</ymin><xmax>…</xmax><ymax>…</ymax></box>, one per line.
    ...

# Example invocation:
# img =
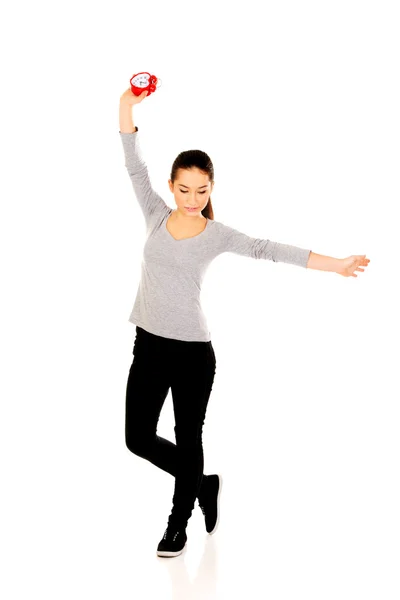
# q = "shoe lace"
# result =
<box><xmin>163</xmin><ymin>527</ymin><xmax>180</xmax><ymax>541</ymax></box>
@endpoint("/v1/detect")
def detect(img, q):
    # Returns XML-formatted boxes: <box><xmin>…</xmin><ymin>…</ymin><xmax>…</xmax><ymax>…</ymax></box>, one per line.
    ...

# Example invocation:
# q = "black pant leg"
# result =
<box><xmin>167</xmin><ymin>340</ymin><xmax>217</xmax><ymax>528</ymax></box>
<box><xmin>125</xmin><ymin>327</ymin><xmax>175</xmax><ymax>474</ymax></box>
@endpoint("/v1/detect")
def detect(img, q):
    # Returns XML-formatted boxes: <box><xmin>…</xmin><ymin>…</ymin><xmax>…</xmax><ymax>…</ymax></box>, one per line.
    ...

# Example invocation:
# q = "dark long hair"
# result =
<box><xmin>170</xmin><ymin>150</ymin><xmax>215</xmax><ymax>220</ymax></box>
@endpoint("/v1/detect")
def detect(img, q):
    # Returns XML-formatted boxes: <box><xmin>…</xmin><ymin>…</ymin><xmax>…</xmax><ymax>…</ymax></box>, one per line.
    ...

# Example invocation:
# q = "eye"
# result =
<box><xmin>179</xmin><ymin>190</ymin><xmax>207</xmax><ymax>194</ymax></box>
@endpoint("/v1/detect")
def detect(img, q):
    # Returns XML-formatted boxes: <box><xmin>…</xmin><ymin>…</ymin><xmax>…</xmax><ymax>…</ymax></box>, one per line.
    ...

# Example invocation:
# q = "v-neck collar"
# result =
<box><xmin>164</xmin><ymin>210</ymin><xmax>209</xmax><ymax>242</ymax></box>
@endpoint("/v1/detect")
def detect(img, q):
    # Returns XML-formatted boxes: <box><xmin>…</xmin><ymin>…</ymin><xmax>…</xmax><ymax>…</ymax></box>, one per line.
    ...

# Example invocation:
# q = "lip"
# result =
<box><xmin>185</xmin><ymin>206</ymin><xmax>199</xmax><ymax>211</ymax></box>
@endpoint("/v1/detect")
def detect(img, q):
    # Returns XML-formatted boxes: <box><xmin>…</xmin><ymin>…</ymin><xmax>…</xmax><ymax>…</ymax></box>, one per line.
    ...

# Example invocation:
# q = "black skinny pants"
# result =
<box><xmin>125</xmin><ymin>326</ymin><xmax>217</xmax><ymax>529</ymax></box>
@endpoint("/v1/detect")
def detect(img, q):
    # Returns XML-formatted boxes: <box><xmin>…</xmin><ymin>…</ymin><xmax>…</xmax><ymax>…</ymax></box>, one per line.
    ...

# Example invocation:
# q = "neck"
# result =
<box><xmin>174</xmin><ymin>209</ymin><xmax>206</xmax><ymax>222</ymax></box>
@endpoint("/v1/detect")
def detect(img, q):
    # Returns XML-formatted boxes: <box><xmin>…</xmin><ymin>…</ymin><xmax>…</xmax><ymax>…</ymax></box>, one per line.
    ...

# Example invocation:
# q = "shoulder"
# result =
<box><xmin>147</xmin><ymin>203</ymin><xmax>171</xmax><ymax>234</ymax></box>
<box><xmin>207</xmin><ymin>218</ymin><xmax>236</xmax><ymax>237</ymax></box>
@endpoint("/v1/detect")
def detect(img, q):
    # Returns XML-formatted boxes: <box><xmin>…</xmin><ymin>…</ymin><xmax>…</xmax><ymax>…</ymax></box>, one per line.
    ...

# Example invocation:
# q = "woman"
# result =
<box><xmin>119</xmin><ymin>87</ymin><xmax>370</xmax><ymax>558</ymax></box>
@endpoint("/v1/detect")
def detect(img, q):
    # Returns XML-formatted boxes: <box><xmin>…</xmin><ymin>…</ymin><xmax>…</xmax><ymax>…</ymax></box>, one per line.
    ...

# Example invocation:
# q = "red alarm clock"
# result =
<box><xmin>130</xmin><ymin>72</ymin><xmax>162</xmax><ymax>97</ymax></box>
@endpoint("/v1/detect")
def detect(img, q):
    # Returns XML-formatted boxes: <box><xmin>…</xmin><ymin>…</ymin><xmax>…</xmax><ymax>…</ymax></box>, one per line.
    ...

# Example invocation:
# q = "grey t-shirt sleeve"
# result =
<box><xmin>216</xmin><ymin>221</ymin><xmax>311</xmax><ymax>268</ymax></box>
<box><xmin>119</xmin><ymin>128</ymin><xmax>168</xmax><ymax>226</ymax></box>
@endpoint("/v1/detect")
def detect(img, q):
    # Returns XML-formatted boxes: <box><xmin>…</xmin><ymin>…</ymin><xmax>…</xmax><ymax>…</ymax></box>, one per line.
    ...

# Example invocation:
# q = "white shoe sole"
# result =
<box><xmin>157</xmin><ymin>543</ymin><xmax>187</xmax><ymax>557</ymax></box>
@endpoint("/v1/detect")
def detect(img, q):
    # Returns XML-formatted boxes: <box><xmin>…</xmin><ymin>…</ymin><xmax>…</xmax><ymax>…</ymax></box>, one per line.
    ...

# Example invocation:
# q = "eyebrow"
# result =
<box><xmin>178</xmin><ymin>184</ymin><xmax>208</xmax><ymax>189</ymax></box>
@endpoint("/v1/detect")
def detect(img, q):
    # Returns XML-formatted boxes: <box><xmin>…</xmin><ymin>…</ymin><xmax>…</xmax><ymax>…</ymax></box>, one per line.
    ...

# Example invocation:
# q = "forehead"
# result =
<box><xmin>176</xmin><ymin>168</ymin><xmax>210</xmax><ymax>186</ymax></box>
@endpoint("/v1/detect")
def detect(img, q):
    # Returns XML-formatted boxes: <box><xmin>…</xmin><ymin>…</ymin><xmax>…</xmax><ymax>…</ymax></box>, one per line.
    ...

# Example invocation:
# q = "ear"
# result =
<box><xmin>168</xmin><ymin>179</ymin><xmax>174</xmax><ymax>193</ymax></box>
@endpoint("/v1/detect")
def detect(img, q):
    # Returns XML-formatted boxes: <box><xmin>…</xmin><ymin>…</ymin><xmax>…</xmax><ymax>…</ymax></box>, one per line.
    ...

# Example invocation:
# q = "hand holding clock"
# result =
<box><xmin>120</xmin><ymin>87</ymin><xmax>148</xmax><ymax>107</ymax></box>
<box><xmin>120</xmin><ymin>70</ymin><xmax>161</xmax><ymax>106</ymax></box>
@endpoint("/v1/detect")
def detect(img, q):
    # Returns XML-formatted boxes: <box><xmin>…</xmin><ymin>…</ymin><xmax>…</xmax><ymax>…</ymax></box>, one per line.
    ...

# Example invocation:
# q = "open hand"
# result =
<box><xmin>338</xmin><ymin>255</ymin><xmax>370</xmax><ymax>277</ymax></box>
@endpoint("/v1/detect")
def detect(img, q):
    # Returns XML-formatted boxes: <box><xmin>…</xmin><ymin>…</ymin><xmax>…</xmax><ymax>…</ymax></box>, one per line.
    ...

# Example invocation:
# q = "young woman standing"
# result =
<box><xmin>119</xmin><ymin>87</ymin><xmax>370</xmax><ymax>558</ymax></box>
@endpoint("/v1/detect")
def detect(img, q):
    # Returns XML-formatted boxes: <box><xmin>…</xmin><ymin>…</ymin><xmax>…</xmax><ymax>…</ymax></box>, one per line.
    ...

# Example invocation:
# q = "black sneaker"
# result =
<box><xmin>156</xmin><ymin>525</ymin><xmax>187</xmax><ymax>557</ymax></box>
<box><xmin>198</xmin><ymin>474</ymin><xmax>222</xmax><ymax>534</ymax></box>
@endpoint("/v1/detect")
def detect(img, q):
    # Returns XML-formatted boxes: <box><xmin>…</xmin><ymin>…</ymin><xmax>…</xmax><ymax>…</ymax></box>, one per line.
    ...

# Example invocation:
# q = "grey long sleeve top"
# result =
<box><xmin>120</xmin><ymin>128</ymin><xmax>311</xmax><ymax>342</ymax></box>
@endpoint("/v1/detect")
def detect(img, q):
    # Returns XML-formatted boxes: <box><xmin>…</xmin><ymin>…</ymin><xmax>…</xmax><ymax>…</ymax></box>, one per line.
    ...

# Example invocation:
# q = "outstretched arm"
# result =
<box><xmin>119</xmin><ymin>90</ymin><xmax>168</xmax><ymax>225</ymax></box>
<box><xmin>215</xmin><ymin>221</ymin><xmax>311</xmax><ymax>268</ymax></box>
<box><xmin>214</xmin><ymin>222</ymin><xmax>370</xmax><ymax>277</ymax></box>
<box><xmin>307</xmin><ymin>252</ymin><xmax>370</xmax><ymax>277</ymax></box>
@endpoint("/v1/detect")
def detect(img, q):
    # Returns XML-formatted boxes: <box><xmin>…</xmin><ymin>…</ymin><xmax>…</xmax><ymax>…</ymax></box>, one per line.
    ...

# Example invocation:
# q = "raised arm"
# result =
<box><xmin>119</xmin><ymin>90</ymin><xmax>168</xmax><ymax>226</ymax></box>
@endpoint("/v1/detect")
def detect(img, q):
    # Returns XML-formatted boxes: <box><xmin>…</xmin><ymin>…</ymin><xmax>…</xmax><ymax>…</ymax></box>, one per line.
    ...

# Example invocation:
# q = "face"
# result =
<box><xmin>168</xmin><ymin>168</ymin><xmax>214</xmax><ymax>217</ymax></box>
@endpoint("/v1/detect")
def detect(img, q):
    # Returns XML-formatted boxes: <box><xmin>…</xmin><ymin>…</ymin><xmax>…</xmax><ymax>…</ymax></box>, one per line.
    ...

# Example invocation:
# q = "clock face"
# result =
<box><xmin>132</xmin><ymin>74</ymin><xmax>149</xmax><ymax>87</ymax></box>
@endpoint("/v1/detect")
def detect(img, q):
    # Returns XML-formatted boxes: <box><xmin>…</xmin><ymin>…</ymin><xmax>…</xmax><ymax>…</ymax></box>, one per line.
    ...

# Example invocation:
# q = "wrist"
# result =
<box><xmin>334</xmin><ymin>258</ymin><xmax>344</xmax><ymax>274</ymax></box>
<box><xmin>307</xmin><ymin>252</ymin><xmax>342</xmax><ymax>273</ymax></box>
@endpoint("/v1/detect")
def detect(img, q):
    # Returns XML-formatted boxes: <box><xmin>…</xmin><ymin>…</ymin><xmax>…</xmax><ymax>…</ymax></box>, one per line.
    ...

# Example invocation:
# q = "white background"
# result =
<box><xmin>1</xmin><ymin>0</ymin><xmax>399</xmax><ymax>598</ymax></box>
